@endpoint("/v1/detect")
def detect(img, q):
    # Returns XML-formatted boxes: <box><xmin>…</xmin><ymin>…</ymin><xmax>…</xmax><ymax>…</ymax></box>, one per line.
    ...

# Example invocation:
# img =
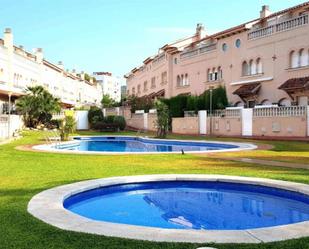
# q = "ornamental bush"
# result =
<box><xmin>88</xmin><ymin>106</ymin><xmax>103</xmax><ymax>126</ymax></box>
<box><xmin>113</xmin><ymin>116</ymin><xmax>126</xmax><ymax>130</ymax></box>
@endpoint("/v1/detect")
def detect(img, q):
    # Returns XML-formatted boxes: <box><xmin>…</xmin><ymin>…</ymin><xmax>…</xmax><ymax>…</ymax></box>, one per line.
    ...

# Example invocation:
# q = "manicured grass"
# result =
<box><xmin>1</xmin><ymin>131</ymin><xmax>309</xmax><ymax>249</ymax></box>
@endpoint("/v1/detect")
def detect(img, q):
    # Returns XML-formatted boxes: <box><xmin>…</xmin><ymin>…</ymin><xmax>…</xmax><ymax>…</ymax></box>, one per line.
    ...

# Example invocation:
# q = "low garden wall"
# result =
<box><xmin>172</xmin><ymin>117</ymin><xmax>199</xmax><ymax>135</ymax></box>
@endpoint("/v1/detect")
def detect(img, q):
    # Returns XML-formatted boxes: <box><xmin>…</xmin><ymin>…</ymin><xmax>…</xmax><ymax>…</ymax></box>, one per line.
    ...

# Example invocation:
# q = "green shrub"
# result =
<box><xmin>88</xmin><ymin>106</ymin><xmax>103</xmax><ymax>126</ymax></box>
<box><xmin>113</xmin><ymin>116</ymin><xmax>126</xmax><ymax>130</ymax></box>
<box><xmin>104</xmin><ymin>115</ymin><xmax>115</xmax><ymax>124</ymax></box>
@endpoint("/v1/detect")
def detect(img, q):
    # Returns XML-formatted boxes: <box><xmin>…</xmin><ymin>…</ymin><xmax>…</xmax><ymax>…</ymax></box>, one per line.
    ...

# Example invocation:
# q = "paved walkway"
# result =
<box><xmin>213</xmin><ymin>156</ymin><xmax>309</xmax><ymax>170</ymax></box>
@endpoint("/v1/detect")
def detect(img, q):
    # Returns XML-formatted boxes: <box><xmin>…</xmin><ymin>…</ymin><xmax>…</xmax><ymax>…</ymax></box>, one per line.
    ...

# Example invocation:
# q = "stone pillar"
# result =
<box><xmin>143</xmin><ymin>113</ymin><xmax>148</xmax><ymax>130</ymax></box>
<box><xmin>198</xmin><ymin>110</ymin><xmax>207</xmax><ymax>135</ymax></box>
<box><xmin>241</xmin><ymin>108</ymin><xmax>253</xmax><ymax>136</ymax></box>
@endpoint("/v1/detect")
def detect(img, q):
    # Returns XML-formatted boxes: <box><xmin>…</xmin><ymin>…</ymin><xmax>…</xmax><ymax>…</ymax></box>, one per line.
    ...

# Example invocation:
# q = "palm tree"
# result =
<box><xmin>16</xmin><ymin>86</ymin><xmax>61</xmax><ymax>127</ymax></box>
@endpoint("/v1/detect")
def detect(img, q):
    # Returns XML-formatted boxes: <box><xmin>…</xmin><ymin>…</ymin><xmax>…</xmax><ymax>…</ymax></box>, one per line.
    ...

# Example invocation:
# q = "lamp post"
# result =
<box><xmin>7</xmin><ymin>91</ymin><xmax>12</xmax><ymax>138</ymax></box>
<box><xmin>209</xmin><ymin>86</ymin><xmax>214</xmax><ymax>136</ymax></box>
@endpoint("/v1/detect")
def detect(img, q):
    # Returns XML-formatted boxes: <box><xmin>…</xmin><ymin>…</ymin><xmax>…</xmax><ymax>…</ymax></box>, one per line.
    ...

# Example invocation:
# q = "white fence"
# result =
<box><xmin>253</xmin><ymin>106</ymin><xmax>307</xmax><ymax>117</ymax></box>
<box><xmin>0</xmin><ymin>115</ymin><xmax>24</xmax><ymax>139</ymax></box>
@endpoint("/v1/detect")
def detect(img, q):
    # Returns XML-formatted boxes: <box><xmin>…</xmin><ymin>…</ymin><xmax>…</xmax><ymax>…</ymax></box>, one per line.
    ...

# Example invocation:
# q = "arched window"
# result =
<box><xmin>299</xmin><ymin>48</ymin><xmax>309</xmax><ymax>67</ymax></box>
<box><xmin>181</xmin><ymin>74</ymin><xmax>184</xmax><ymax>86</ymax></box>
<box><xmin>207</xmin><ymin>69</ymin><xmax>211</xmax><ymax>81</ymax></box>
<box><xmin>256</xmin><ymin>58</ymin><xmax>262</xmax><ymax>74</ymax></box>
<box><xmin>242</xmin><ymin>61</ymin><xmax>249</xmax><ymax>76</ymax></box>
<box><xmin>290</xmin><ymin>50</ymin><xmax>299</xmax><ymax>68</ymax></box>
<box><xmin>185</xmin><ymin>74</ymin><xmax>188</xmax><ymax>85</ymax></box>
<box><xmin>176</xmin><ymin>75</ymin><xmax>180</xmax><ymax>86</ymax></box>
<box><xmin>249</xmin><ymin>59</ymin><xmax>256</xmax><ymax>75</ymax></box>
<box><xmin>218</xmin><ymin>66</ymin><xmax>222</xmax><ymax>80</ymax></box>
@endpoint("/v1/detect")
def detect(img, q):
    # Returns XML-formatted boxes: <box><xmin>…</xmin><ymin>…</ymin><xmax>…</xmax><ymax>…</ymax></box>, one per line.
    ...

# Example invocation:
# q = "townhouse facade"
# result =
<box><xmin>93</xmin><ymin>72</ymin><xmax>122</xmax><ymax>102</ymax></box>
<box><xmin>125</xmin><ymin>2</ymin><xmax>309</xmax><ymax>108</ymax></box>
<box><xmin>0</xmin><ymin>28</ymin><xmax>102</xmax><ymax>114</ymax></box>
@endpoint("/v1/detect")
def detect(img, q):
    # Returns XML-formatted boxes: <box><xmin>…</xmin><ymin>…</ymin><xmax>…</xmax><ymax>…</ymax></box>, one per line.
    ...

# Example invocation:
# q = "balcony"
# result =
<box><xmin>248</xmin><ymin>14</ymin><xmax>308</xmax><ymax>40</ymax></box>
<box><xmin>180</xmin><ymin>43</ymin><xmax>216</xmax><ymax>59</ymax></box>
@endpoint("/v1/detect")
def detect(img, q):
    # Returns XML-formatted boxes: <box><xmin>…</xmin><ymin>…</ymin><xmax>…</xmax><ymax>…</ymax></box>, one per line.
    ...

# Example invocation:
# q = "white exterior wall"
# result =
<box><xmin>0</xmin><ymin>29</ymin><xmax>102</xmax><ymax>110</ymax></box>
<box><xmin>94</xmin><ymin>74</ymin><xmax>121</xmax><ymax>102</ymax></box>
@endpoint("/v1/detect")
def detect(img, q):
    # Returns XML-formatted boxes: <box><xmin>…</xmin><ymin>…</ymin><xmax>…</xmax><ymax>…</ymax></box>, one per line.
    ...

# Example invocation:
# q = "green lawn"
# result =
<box><xmin>1</xmin><ymin>130</ymin><xmax>309</xmax><ymax>249</ymax></box>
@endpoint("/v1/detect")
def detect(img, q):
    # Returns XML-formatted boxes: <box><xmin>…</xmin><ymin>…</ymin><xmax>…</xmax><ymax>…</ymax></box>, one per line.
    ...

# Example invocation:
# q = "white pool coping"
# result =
<box><xmin>27</xmin><ymin>174</ymin><xmax>309</xmax><ymax>244</ymax></box>
<box><xmin>32</xmin><ymin>135</ymin><xmax>257</xmax><ymax>155</ymax></box>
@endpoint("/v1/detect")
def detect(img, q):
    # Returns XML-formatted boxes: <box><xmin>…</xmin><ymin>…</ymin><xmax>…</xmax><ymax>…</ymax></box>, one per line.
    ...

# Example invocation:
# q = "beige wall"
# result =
<box><xmin>252</xmin><ymin>116</ymin><xmax>307</xmax><ymax>137</ymax></box>
<box><xmin>126</xmin><ymin>114</ymin><xmax>144</xmax><ymax>130</ymax></box>
<box><xmin>172</xmin><ymin>117</ymin><xmax>199</xmax><ymax>134</ymax></box>
<box><xmin>147</xmin><ymin>113</ymin><xmax>157</xmax><ymax>131</ymax></box>
<box><xmin>211</xmin><ymin>117</ymin><xmax>242</xmax><ymax>136</ymax></box>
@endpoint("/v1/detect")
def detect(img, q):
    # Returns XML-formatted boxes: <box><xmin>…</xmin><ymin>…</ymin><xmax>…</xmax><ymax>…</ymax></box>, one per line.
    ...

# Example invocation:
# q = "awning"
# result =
<box><xmin>155</xmin><ymin>89</ymin><xmax>165</xmax><ymax>97</ymax></box>
<box><xmin>147</xmin><ymin>92</ymin><xmax>156</xmax><ymax>99</ymax></box>
<box><xmin>278</xmin><ymin>76</ymin><xmax>309</xmax><ymax>100</ymax></box>
<box><xmin>233</xmin><ymin>82</ymin><xmax>261</xmax><ymax>99</ymax></box>
<box><xmin>278</xmin><ymin>76</ymin><xmax>309</xmax><ymax>91</ymax></box>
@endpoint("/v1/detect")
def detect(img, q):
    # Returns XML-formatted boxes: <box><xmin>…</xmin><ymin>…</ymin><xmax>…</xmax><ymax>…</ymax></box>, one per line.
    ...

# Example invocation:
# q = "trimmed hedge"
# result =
<box><xmin>162</xmin><ymin>86</ymin><xmax>228</xmax><ymax>117</ymax></box>
<box><xmin>92</xmin><ymin>115</ymin><xmax>126</xmax><ymax>131</ymax></box>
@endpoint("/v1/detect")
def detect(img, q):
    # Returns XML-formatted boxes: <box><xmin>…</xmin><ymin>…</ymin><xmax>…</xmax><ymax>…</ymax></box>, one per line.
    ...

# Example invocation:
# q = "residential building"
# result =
<box><xmin>0</xmin><ymin>28</ymin><xmax>102</xmax><ymax>114</ymax></box>
<box><xmin>125</xmin><ymin>2</ymin><xmax>309</xmax><ymax>107</ymax></box>
<box><xmin>93</xmin><ymin>72</ymin><xmax>122</xmax><ymax>102</ymax></box>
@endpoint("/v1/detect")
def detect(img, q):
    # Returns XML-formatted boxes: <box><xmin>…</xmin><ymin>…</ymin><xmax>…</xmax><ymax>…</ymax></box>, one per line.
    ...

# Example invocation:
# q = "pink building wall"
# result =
<box><xmin>126</xmin><ymin>3</ymin><xmax>309</xmax><ymax>107</ymax></box>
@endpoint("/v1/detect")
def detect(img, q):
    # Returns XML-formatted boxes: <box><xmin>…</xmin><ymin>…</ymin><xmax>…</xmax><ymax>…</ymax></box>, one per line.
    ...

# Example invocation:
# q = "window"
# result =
<box><xmin>242</xmin><ymin>61</ymin><xmax>249</xmax><ymax>76</ymax></box>
<box><xmin>137</xmin><ymin>84</ymin><xmax>141</xmax><ymax>95</ymax></box>
<box><xmin>177</xmin><ymin>75</ymin><xmax>181</xmax><ymax>86</ymax></box>
<box><xmin>174</xmin><ymin>58</ymin><xmax>178</xmax><ymax>64</ymax></box>
<box><xmin>161</xmin><ymin>71</ymin><xmax>167</xmax><ymax>84</ymax></box>
<box><xmin>184</xmin><ymin>74</ymin><xmax>189</xmax><ymax>85</ymax></box>
<box><xmin>299</xmin><ymin>48</ymin><xmax>309</xmax><ymax>67</ymax></box>
<box><xmin>151</xmin><ymin>77</ymin><xmax>156</xmax><ymax>88</ymax></box>
<box><xmin>207</xmin><ymin>67</ymin><xmax>222</xmax><ymax>82</ymax></box>
<box><xmin>143</xmin><ymin>81</ymin><xmax>148</xmax><ymax>91</ymax></box>
<box><xmin>249</xmin><ymin>59</ymin><xmax>256</xmax><ymax>75</ymax></box>
<box><xmin>132</xmin><ymin>87</ymin><xmax>135</xmax><ymax>95</ymax></box>
<box><xmin>235</xmin><ymin>39</ymin><xmax>241</xmax><ymax>48</ymax></box>
<box><xmin>290</xmin><ymin>50</ymin><xmax>299</xmax><ymax>68</ymax></box>
<box><xmin>256</xmin><ymin>58</ymin><xmax>262</xmax><ymax>74</ymax></box>
<box><xmin>222</xmin><ymin>43</ymin><xmax>228</xmax><ymax>52</ymax></box>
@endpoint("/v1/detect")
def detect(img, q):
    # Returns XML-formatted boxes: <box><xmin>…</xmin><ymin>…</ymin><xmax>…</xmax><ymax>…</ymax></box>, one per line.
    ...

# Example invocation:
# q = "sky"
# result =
<box><xmin>0</xmin><ymin>0</ymin><xmax>305</xmax><ymax>81</ymax></box>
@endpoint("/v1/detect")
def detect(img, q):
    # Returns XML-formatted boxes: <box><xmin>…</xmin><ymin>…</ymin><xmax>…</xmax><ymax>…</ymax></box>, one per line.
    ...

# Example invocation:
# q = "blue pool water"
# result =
<box><xmin>56</xmin><ymin>136</ymin><xmax>238</xmax><ymax>152</ymax></box>
<box><xmin>64</xmin><ymin>181</ymin><xmax>309</xmax><ymax>230</ymax></box>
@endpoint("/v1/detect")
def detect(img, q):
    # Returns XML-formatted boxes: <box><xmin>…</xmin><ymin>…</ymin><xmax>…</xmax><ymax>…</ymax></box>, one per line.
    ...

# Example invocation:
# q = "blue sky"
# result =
<box><xmin>0</xmin><ymin>0</ymin><xmax>305</xmax><ymax>80</ymax></box>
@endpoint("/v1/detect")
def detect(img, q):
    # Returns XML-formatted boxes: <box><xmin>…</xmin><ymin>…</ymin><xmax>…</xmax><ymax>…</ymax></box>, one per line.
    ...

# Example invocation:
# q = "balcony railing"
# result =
<box><xmin>248</xmin><ymin>14</ymin><xmax>308</xmax><ymax>40</ymax></box>
<box><xmin>180</xmin><ymin>43</ymin><xmax>216</xmax><ymax>59</ymax></box>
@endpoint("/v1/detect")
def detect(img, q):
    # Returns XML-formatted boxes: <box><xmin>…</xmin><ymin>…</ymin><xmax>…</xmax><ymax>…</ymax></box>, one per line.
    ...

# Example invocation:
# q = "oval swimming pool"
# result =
<box><xmin>63</xmin><ymin>180</ymin><xmax>309</xmax><ymax>230</ymax></box>
<box><xmin>35</xmin><ymin>136</ymin><xmax>256</xmax><ymax>154</ymax></box>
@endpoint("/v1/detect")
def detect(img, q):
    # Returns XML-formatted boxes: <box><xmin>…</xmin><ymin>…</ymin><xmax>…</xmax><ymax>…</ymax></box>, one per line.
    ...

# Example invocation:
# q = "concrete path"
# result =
<box><xmin>214</xmin><ymin>157</ymin><xmax>309</xmax><ymax>170</ymax></box>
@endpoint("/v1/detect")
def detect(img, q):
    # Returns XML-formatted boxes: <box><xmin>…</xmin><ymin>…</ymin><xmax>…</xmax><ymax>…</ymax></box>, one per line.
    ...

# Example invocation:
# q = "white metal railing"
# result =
<box><xmin>253</xmin><ymin>106</ymin><xmax>307</xmax><ymax>117</ymax></box>
<box><xmin>211</xmin><ymin>109</ymin><xmax>241</xmax><ymax>117</ymax></box>
<box><xmin>248</xmin><ymin>14</ymin><xmax>308</xmax><ymax>40</ymax></box>
<box><xmin>180</xmin><ymin>43</ymin><xmax>216</xmax><ymax>59</ymax></box>
<box><xmin>276</xmin><ymin>14</ymin><xmax>308</xmax><ymax>32</ymax></box>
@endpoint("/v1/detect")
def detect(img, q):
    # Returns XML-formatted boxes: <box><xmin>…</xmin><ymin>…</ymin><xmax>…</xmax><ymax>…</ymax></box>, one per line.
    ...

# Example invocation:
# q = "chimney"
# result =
<box><xmin>260</xmin><ymin>5</ymin><xmax>271</xmax><ymax>19</ymax></box>
<box><xmin>72</xmin><ymin>69</ymin><xmax>76</xmax><ymax>76</ymax></box>
<box><xmin>80</xmin><ymin>71</ymin><xmax>85</xmax><ymax>80</ymax></box>
<box><xmin>35</xmin><ymin>48</ymin><xmax>43</xmax><ymax>63</ymax></box>
<box><xmin>196</xmin><ymin>23</ymin><xmax>206</xmax><ymax>39</ymax></box>
<box><xmin>57</xmin><ymin>61</ymin><xmax>64</xmax><ymax>70</ymax></box>
<box><xmin>4</xmin><ymin>28</ymin><xmax>13</xmax><ymax>51</ymax></box>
